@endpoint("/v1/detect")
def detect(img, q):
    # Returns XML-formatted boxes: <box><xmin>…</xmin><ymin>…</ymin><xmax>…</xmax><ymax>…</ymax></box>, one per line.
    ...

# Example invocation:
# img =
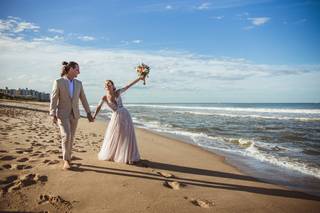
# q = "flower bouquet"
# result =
<box><xmin>136</xmin><ymin>63</ymin><xmax>150</xmax><ymax>85</ymax></box>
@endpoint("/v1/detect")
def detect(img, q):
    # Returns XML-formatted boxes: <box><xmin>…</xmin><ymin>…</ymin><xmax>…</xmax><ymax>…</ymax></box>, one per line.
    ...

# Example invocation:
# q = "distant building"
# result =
<box><xmin>0</xmin><ymin>87</ymin><xmax>50</xmax><ymax>102</ymax></box>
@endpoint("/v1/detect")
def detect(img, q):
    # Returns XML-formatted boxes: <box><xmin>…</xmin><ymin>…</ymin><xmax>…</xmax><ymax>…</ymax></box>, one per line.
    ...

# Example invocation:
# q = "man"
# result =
<box><xmin>49</xmin><ymin>61</ymin><xmax>94</xmax><ymax>170</ymax></box>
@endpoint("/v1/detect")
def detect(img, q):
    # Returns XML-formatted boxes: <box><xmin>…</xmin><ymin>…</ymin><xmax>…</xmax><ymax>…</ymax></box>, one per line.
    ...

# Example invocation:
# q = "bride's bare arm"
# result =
<box><xmin>118</xmin><ymin>76</ymin><xmax>145</xmax><ymax>95</ymax></box>
<box><xmin>93</xmin><ymin>97</ymin><xmax>105</xmax><ymax>120</ymax></box>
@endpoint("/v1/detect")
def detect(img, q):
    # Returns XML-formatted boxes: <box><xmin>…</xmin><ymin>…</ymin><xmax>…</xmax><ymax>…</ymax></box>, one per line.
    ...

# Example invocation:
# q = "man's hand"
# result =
<box><xmin>87</xmin><ymin>113</ymin><xmax>94</xmax><ymax>122</ymax></box>
<box><xmin>52</xmin><ymin>115</ymin><xmax>58</xmax><ymax>124</ymax></box>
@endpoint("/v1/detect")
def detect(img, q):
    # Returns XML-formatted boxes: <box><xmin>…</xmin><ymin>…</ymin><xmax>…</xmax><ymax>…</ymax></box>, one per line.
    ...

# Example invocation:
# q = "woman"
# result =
<box><xmin>93</xmin><ymin>76</ymin><xmax>145</xmax><ymax>164</ymax></box>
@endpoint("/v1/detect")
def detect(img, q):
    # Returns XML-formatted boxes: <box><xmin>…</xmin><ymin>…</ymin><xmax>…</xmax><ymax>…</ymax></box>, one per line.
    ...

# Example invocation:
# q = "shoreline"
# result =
<box><xmin>134</xmin><ymin>125</ymin><xmax>243</xmax><ymax>173</ymax></box>
<box><xmin>1</xmin><ymin>99</ymin><xmax>319</xmax><ymax>192</ymax></box>
<box><xmin>134</xmin><ymin>124</ymin><xmax>320</xmax><ymax>197</ymax></box>
<box><xmin>1</xmin><ymin>99</ymin><xmax>320</xmax><ymax>212</ymax></box>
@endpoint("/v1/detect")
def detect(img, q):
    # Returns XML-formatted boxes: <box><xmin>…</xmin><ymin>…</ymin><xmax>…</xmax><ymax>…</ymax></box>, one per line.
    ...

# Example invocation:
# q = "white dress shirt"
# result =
<box><xmin>68</xmin><ymin>79</ymin><xmax>74</xmax><ymax>98</ymax></box>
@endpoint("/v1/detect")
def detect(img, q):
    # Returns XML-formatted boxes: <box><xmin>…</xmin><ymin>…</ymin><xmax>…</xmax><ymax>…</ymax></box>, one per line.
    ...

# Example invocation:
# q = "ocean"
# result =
<box><xmin>90</xmin><ymin>102</ymin><xmax>320</xmax><ymax>196</ymax></box>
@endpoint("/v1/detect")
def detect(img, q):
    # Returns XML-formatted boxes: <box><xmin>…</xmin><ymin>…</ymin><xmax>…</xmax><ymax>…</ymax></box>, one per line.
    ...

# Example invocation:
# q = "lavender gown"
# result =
<box><xmin>98</xmin><ymin>89</ymin><xmax>140</xmax><ymax>163</ymax></box>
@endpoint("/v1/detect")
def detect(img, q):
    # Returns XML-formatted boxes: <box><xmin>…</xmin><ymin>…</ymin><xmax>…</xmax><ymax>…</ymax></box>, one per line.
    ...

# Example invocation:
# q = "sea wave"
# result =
<box><xmin>132</xmin><ymin>117</ymin><xmax>320</xmax><ymax>179</ymax></box>
<box><xmin>196</xmin><ymin>136</ymin><xmax>320</xmax><ymax>178</ymax></box>
<box><xmin>243</xmin><ymin>142</ymin><xmax>320</xmax><ymax>179</ymax></box>
<box><xmin>92</xmin><ymin>106</ymin><xmax>320</xmax><ymax>179</ymax></box>
<box><xmin>173</xmin><ymin>110</ymin><xmax>320</xmax><ymax>121</ymax></box>
<box><xmin>126</xmin><ymin>104</ymin><xmax>320</xmax><ymax>114</ymax></box>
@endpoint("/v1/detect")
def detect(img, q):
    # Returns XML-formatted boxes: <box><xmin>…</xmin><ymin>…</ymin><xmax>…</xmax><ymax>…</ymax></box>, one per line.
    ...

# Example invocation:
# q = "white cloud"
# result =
<box><xmin>248</xmin><ymin>17</ymin><xmax>270</xmax><ymax>26</ymax></box>
<box><xmin>132</xmin><ymin>40</ymin><xmax>142</xmax><ymax>44</ymax></box>
<box><xmin>77</xmin><ymin>36</ymin><xmax>95</xmax><ymax>41</ymax></box>
<box><xmin>241</xmin><ymin>15</ymin><xmax>271</xmax><ymax>30</ymax></box>
<box><xmin>197</xmin><ymin>2</ymin><xmax>211</xmax><ymax>10</ymax></box>
<box><xmin>211</xmin><ymin>16</ymin><xmax>224</xmax><ymax>20</ymax></box>
<box><xmin>7</xmin><ymin>16</ymin><xmax>21</xmax><ymax>20</ymax></box>
<box><xmin>0</xmin><ymin>34</ymin><xmax>319</xmax><ymax>103</ymax></box>
<box><xmin>141</xmin><ymin>1</ymin><xmax>274</xmax><ymax>13</ymax></box>
<box><xmin>0</xmin><ymin>17</ymin><xmax>40</xmax><ymax>36</ymax></box>
<box><xmin>0</xmin><ymin>20</ymin><xmax>12</xmax><ymax>31</ymax></box>
<box><xmin>33</xmin><ymin>35</ymin><xmax>64</xmax><ymax>42</ymax></box>
<box><xmin>0</xmin><ymin>15</ymin><xmax>318</xmax><ymax>102</ymax></box>
<box><xmin>15</xmin><ymin>21</ymin><xmax>40</xmax><ymax>32</ymax></box>
<box><xmin>121</xmin><ymin>40</ymin><xmax>143</xmax><ymax>45</ymax></box>
<box><xmin>48</xmin><ymin>28</ymin><xmax>64</xmax><ymax>34</ymax></box>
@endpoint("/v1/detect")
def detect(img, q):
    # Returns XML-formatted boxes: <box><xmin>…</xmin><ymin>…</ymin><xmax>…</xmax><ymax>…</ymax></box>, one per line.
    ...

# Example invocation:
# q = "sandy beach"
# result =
<box><xmin>0</xmin><ymin>99</ymin><xmax>319</xmax><ymax>213</ymax></box>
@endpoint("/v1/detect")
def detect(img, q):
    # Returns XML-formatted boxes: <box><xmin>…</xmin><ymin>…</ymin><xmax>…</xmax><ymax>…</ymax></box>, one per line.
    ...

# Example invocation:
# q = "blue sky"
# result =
<box><xmin>0</xmin><ymin>0</ymin><xmax>319</xmax><ymax>103</ymax></box>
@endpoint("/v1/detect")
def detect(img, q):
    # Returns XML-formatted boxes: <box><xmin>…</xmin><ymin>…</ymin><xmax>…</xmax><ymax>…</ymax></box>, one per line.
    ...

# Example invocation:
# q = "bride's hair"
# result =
<box><xmin>105</xmin><ymin>80</ymin><xmax>116</xmax><ymax>91</ymax></box>
<box><xmin>104</xmin><ymin>80</ymin><xmax>117</xmax><ymax>103</ymax></box>
<box><xmin>60</xmin><ymin>61</ymin><xmax>78</xmax><ymax>77</ymax></box>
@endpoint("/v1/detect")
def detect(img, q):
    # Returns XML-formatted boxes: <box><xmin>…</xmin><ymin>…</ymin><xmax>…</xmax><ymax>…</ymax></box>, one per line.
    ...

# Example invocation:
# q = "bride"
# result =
<box><xmin>93</xmin><ymin>76</ymin><xmax>145</xmax><ymax>164</ymax></box>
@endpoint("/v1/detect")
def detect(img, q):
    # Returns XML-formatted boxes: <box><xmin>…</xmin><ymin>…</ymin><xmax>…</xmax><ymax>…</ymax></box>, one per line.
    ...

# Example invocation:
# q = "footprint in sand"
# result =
<box><xmin>184</xmin><ymin>197</ymin><xmax>215</xmax><ymax>208</ymax></box>
<box><xmin>0</xmin><ymin>175</ymin><xmax>18</xmax><ymax>185</ymax></box>
<box><xmin>32</xmin><ymin>142</ymin><xmax>43</xmax><ymax>147</ymax></box>
<box><xmin>2</xmin><ymin>163</ymin><xmax>31</xmax><ymax>170</ymax></box>
<box><xmin>38</xmin><ymin>194</ymin><xmax>73</xmax><ymax>211</ymax></box>
<box><xmin>71</xmin><ymin>156</ymin><xmax>82</xmax><ymax>161</ymax></box>
<box><xmin>43</xmin><ymin>159</ymin><xmax>60</xmax><ymax>165</ymax></box>
<box><xmin>2</xmin><ymin>164</ymin><xmax>12</xmax><ymax>169</ymax></box>
<box><xmin>0</xmin><ymin>150</ymin><xmax>8</xmax><ymax>153</ymax></box>
<box><xmin>10</xmin><ymin>173</ymin><xmax>47</xmax><ymax>192</ymax></box>
<box><xmin>157</xmin><ymin>171</ymin><xmax>175</xmax><ymax>178</ymax></box>
<box><xmin>0</xmin><ymin>173</ymin><xmax>48</xmax><ymax>193</ymax></box>
<box><xmin>18</xmin><ymin>165</ymin><xmax>32</xmax><ymax>170</ymax></box>
<box><xmin>17</xmin><ymin>157</ymin><xmax>29</xmax><ymax>162</ymax></box>
<box><xmin>163</xmin><ymin>181</ymin><xmax>185</xmax><ymax>190</ymax></box>
<box><xmin>47</xmin><ymin>149</ymin><xmax>60</xmax><ymax>154</ymax></box>
<box><xmin>38</xmin><ymin>153</ymin><xmax>49</xmax><ymax>158</ymax></box>
<box><xmin>15</xmin><ymin>148</ymin><xmax>33</xmax><ymax>153</ymax></box>
<box><xmin>0</xmin><ymin>155</ymin><xmax>17</xmax><ymax>161</ymax></box>
<box><xmin>89</xmin><ymin>133</ymin><xmax>97</xmax><ymax>137</ymax></box>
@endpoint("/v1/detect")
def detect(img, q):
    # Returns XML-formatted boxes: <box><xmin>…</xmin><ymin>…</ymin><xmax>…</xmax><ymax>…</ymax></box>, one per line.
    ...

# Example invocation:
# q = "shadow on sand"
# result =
<box><xmin>70</xmin><ymin>160</ymin><xmax>320</xmax><ymax>202</ymax></box>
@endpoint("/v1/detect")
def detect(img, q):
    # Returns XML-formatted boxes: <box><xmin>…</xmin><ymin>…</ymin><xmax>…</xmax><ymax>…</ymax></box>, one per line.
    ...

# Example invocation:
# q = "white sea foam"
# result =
<box><xmin>243</xmin><ymin>142</ymin><xmax>320</xmax><ymax>179</ymax></box>
<box><xmin>133</xmin><ymin>117</ymin><xmax>320</xmax><ymax>179</ymax></box>
<box><xmin>197</xmin><ymin>137</ymin><xmax>320</xmax><ymax>178</ymax></box>
<box><xmin>127</xmin><ymin>104</ymin><xmax>320</xmax><ymax>114</ymax></box>
<box><xmin>238</xmin><ymin>138</ymin><xmax>252</xmax><ymax>146</ymax></box>
<box><xmin>173</xmin><ymin>110</ymin><xmax>320</xmax><ymax>121</ymax></box>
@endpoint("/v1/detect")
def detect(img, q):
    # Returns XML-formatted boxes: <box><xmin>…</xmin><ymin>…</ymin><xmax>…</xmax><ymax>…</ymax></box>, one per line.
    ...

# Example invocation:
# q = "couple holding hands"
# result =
<box><xmin>50</xmin><ymin>61</ymin><xmax>145</xmax><ymax>170</ymax></box>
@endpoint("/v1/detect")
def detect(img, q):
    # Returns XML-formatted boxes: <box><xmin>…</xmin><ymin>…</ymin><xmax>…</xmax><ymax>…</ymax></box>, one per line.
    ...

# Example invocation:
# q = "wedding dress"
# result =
<box><xmin>98</xmin><ymin>88</ymin><xmax>140</xmax><ymax>163</ymax></box>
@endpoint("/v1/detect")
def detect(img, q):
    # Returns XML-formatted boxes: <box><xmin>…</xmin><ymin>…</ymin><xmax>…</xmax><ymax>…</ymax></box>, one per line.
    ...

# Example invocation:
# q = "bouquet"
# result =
<box><xmin>136</xmin><ymin>63</ymin><xmax>150</xmax><ymax>85</ymax></box>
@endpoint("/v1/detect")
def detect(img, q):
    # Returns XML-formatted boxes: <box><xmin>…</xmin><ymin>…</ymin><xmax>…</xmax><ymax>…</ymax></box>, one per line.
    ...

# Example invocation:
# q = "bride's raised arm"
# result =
<box><xmin>117</xmin><ymin>76</ymin><xmax>145</xmax><ymax>95</ymax></box>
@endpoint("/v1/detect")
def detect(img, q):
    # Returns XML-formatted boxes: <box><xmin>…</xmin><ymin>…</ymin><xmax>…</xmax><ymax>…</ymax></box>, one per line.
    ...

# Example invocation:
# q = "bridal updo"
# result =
<box><xmin>60</xmin><ymin>61</ymin><xmax>78</xmax><ymax>77</ymax></box>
